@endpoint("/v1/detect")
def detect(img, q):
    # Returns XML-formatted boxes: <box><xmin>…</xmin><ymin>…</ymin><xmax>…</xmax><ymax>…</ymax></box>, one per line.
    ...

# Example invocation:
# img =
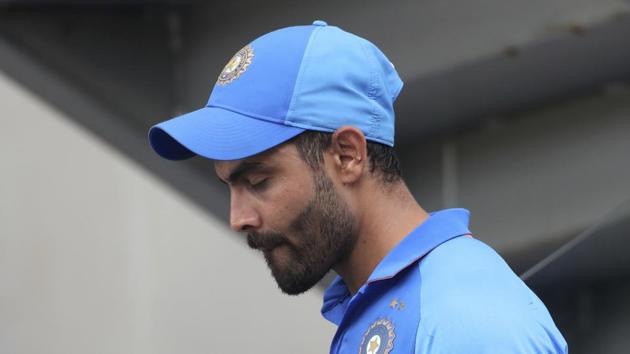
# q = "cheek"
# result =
<box><xmin>262</xmin><ymin>179</ymin><xmax>313</xmax><ymax>229</ymax></box>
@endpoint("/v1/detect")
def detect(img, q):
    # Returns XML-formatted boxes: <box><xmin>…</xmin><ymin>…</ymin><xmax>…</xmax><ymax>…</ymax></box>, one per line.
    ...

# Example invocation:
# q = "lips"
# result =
<box><xmin>247</xmin><ymin>232</ymin><xmax>287</xmax><ymax>251</ymax></box>
<box><xmin>259</xmin><ymin>242</ymin><xmax>289</xmax><ymax>257</ymax></box>
<box><xmin>252</xmin><ymin>240</ymin><xmax>284</xmax><ymax>252</ymax></box>
<box><xmin>259</xmin><ymin>244</ymin><xmax>278</xmax><ymax>252</ymax></box>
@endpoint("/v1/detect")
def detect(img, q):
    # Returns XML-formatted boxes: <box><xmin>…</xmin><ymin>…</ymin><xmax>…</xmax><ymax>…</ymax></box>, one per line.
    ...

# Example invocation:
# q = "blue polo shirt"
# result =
<box><xmin>322</xmin><ymin>209</ymin><xmax>568</xmax><ymax>354</ymax></box>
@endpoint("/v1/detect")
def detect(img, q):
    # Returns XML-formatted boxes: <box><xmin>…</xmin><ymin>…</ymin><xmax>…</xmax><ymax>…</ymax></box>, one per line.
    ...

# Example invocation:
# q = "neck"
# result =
<box><xmin>334</xmin><ymin>181</ymin><xmax>429</xmax><ymax>294</ymax></box>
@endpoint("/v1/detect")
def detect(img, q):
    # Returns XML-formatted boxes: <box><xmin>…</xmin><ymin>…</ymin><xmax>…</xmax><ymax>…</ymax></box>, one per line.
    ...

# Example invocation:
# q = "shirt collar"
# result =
<box><xmin>321</xmin><ymin>208</ymin><xmax>472</xmax><ymax>324</ymax></box>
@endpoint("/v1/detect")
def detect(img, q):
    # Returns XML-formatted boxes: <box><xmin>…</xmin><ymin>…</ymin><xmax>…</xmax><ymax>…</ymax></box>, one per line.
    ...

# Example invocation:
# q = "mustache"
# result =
<box><xmin>247</xmin><ymin>231</ymin><xmax>288</xmax><ymax>251</ymax></box>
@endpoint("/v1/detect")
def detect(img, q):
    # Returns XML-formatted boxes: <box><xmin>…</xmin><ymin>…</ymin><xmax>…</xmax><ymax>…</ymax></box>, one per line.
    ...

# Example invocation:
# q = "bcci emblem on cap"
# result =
<box><xmin>359</xmin><ymin>319</ymin><xmax>395</xmax><ymax>354</ymax></box>
<box><xmin>217</xmin><ymin>44</ymin><xmax>254</xmax><ymax>85</ymax></box>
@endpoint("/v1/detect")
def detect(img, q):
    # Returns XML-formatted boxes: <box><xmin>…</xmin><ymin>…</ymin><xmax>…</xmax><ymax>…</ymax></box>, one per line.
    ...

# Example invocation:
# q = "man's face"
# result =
<box><xmin>215</xmin><ymin>143</ymin><xmax>358</xmax><ymax>295</ymax></box>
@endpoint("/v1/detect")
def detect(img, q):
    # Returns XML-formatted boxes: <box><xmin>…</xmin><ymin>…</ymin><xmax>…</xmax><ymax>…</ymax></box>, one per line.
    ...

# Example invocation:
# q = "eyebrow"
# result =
<box><xmin>220</xmin><ymin>161</ymin><xmax>265</xmax><ymax>185</ymax></box>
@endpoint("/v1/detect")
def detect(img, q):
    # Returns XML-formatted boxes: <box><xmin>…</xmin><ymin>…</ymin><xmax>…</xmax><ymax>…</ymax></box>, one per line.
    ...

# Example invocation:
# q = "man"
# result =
<box><xmin>149</xmin><ymin>20</ymin><xmax>568</xmax><ymax>353</ymax></box>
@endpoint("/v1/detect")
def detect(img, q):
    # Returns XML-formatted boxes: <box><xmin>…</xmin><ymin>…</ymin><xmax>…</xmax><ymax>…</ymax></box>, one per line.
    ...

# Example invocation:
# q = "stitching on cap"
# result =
<box><xmin>355</xmin><ymin>36</ymin><xmax>380</xmax><ymax>138</ymax></box>
<box><xmin>207</xmin><ymin>103</ymin><xmax>286</xmax><ymax>124</ymax></box>
<box><xmin>286</xmin><ymin>26</ymin><xmax>321</xmax><ymax>121</ymax></box>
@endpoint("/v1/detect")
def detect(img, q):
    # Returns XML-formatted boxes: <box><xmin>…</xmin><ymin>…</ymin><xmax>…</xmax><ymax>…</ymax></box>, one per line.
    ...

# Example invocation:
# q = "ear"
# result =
<box><xmin>329</xmin><ymin>126</ymin><xmax>368</xmax><ymax>185</ymax></box>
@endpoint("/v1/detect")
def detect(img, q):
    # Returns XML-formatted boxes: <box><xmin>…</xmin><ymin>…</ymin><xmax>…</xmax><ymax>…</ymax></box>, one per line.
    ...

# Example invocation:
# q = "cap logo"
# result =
<box><xmin>217</xmin><ymin>44</ymin><xmax>254</xmax><ymax>85</ymax></box>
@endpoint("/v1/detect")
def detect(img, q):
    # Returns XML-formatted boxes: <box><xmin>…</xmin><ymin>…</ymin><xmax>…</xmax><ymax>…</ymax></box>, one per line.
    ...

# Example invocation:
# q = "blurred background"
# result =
<box><xmin>1</xmin><ymin>0</ymin><xmax>629</xmax><ymax>353</ymax></box>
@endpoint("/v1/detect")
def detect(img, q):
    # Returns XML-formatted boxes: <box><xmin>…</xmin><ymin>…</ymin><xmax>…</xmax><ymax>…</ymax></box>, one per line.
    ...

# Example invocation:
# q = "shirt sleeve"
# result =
<box><xmin>413</xmin><ymin>237</ymin><xmax>568</xmax><ymax>353</ymax></box>
<box><xmin>414</xmin><ymin>308</ymin><xmax>568</xmax><ymax>354</ymax></box>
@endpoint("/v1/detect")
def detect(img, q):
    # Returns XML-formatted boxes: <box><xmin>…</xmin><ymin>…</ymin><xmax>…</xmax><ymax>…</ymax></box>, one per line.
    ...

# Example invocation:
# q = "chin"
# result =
<box><xmin>263</xmin><ymin>244</ymin><xmax>330</xmax><ymax>295</ymax></box>
<box><xmin>276</xmin><ymin>279</ymin><xmax>317</xmax><ymax>296</ymax></box>
<box><xmin>269</xmin><ymin>262</ymin><xmax>325</xmax><ymax>296</ymax></box>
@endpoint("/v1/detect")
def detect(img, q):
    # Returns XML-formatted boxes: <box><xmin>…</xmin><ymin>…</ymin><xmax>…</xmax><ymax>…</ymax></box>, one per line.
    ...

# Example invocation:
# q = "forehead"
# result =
<box><xmin>213</xmin><ymin>142</ymin><xmax>302</xmax><ymax>178</ymax></box>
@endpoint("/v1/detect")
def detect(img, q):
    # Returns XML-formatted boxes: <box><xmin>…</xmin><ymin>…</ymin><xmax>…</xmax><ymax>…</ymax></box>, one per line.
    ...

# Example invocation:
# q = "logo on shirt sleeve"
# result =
<box><xmin>359</xmin><ymin>319</ymin><xmax>395</xmax><ymax>354</ymax></box>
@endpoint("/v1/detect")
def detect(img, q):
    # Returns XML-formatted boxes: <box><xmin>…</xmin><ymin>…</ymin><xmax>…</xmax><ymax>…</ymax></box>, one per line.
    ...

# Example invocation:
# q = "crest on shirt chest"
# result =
<box><xmin>359</xmin><ymin>319</ymin><xmax>395</xmax><ymax>354</ymax></box>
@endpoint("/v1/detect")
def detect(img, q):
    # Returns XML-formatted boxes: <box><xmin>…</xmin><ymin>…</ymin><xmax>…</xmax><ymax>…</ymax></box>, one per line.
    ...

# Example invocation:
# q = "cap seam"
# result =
<box><xmin>355</xmin><ymin>36</ymin><xmax>381</xmax><ymax>140</ymax></box>
<box><xmin>286</xmin><ymin>25</ymin><xmax>322</xmax><ymax>122</ymax></box>
<box><xmin>207</xmin><ymin>103</ymin><xmax>286</xmax><ymax>125</ymax></box>
<box><xmin>202</xmin><ymin>104</ymin><xmax>396</xmax><ymax>145</ymax></box>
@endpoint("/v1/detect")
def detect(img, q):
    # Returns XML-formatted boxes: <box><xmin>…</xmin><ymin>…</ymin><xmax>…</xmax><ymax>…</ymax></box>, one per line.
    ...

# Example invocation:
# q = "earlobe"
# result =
<box><xmin>331</xmin><ymin>126</ymin><xmax>368</xmax><ymax>184</ymax></box>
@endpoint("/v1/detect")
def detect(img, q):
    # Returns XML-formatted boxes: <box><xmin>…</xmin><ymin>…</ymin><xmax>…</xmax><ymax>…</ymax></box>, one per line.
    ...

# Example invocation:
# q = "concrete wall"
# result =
<box><xmin>409</xmin><ymin>88</ymin><xmax>630</xmax><ymax>244</ymax></box>
<box><xmin>457</xmin><ymin>90</ymin><xmax>630</xmax><ymax>251</ymax></box>
<box><xmin>0</xmin><ymin>70</ymin><xmax>335</xmax><ymax>354</ymax></box>
<box><xmin>401</xmin><ymin>88</ymin><xmax>630</xmax><ymax>271</ymax></box>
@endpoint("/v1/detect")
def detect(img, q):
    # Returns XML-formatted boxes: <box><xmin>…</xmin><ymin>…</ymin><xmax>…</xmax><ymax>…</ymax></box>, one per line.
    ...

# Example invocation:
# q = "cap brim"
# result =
<box><xmin>148</xmin><ymin>107</ymin><xmax>305</xmax><ymax>161</ymax></box>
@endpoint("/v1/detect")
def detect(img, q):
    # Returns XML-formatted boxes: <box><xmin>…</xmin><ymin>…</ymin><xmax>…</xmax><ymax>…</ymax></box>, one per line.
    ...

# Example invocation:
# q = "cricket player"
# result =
<box><xmin>149</xmin><ymin>20</ymin><xmax>568</xmax><ymax>354</ymax></box>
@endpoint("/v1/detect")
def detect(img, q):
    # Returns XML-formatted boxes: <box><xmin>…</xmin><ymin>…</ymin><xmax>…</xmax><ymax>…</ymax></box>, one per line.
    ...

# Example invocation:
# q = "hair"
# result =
<box><xmin>290</xmin><ymin>131</ymin><xmax>403</xmax><ymax>184</ymax></box>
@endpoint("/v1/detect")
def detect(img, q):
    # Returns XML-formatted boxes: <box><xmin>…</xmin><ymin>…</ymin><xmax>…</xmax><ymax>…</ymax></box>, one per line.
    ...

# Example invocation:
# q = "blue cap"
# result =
<box><xmin>149</xmin><ymin>20</ymin><xmax>403</xmax><ymax>161</ymax></box>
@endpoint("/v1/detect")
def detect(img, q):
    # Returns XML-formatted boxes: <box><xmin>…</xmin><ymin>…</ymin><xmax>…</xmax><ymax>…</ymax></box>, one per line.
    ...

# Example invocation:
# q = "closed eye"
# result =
<box><xmin>249</xmin><ymin>178</ymin><xmax>269</xmax><ymax>191</ymax></box>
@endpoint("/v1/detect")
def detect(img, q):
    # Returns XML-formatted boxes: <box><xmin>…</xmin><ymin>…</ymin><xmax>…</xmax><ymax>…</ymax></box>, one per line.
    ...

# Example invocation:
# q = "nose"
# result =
<box><xmin>229</xmin><ymin>193</ymin><xmax>261</xmax><ymax>232</ymax></box>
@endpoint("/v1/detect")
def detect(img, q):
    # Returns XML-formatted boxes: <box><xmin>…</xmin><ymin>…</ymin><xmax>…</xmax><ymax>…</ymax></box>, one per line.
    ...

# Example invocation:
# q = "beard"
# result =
<box><xmin>247</xmin><ymin>171</ymin><xmax>358</xmax><ymax>295</ymax></box>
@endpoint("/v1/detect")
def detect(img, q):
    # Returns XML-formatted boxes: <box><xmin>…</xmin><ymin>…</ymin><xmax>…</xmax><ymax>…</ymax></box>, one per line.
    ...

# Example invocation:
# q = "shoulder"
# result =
<box><xmin>414</xmin><ymin>236</ymin><xmax>568</xmax><ymax>353</ymax></box>
<box><xmin>417</xmin><ymin>236</ymin><xmax>533</xmax><ymax>328</ymax></box>
<box><xmin>417</xmin><ymin>236</ymin><xmax>526</xmax><ymax>299</ymax></box>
